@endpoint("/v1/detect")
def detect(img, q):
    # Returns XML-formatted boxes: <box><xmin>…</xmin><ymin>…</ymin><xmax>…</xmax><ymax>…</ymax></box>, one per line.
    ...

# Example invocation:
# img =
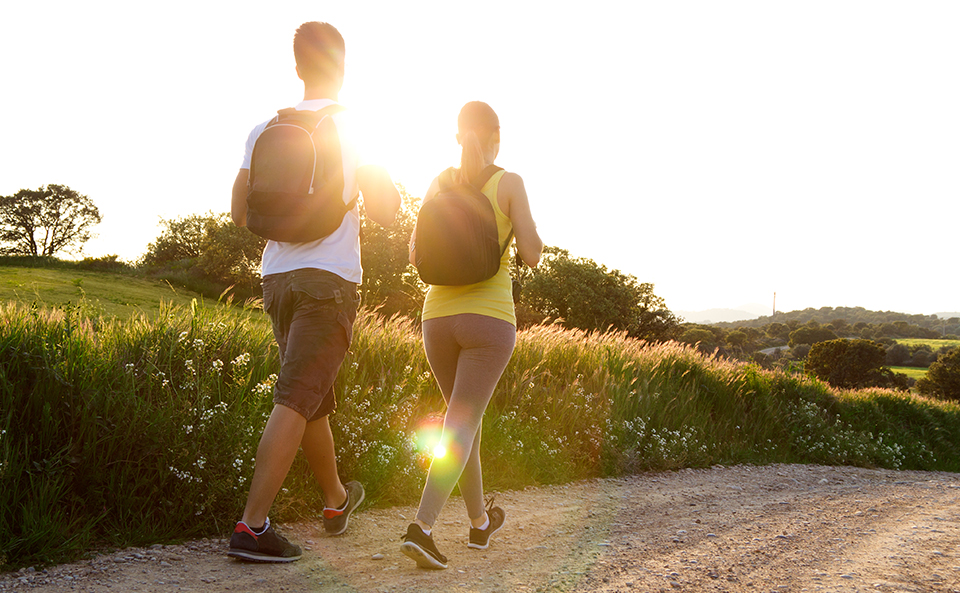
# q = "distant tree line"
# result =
<box><xmin>717</xmin><ymin>306</ymin><xmax>959</xmax><ymax>336</ymax></box>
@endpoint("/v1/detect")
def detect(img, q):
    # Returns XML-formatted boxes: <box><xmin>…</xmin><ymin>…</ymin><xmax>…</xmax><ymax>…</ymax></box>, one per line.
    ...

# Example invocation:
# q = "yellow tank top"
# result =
<box><xmin>421</xmin><ymin>169</ymin><xmax>515</xmax><ymax>325</ymax></box>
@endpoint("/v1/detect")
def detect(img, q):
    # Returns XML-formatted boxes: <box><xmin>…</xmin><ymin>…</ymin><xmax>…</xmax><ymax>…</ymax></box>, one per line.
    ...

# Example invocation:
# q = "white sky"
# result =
<box><xmin>1</xmin><ymin>1</ymin><xmax>957</xmax><ymax>315</ymax></box>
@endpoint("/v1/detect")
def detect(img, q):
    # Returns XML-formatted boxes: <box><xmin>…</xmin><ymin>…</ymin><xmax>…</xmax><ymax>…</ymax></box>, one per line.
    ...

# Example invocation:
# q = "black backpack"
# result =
<box><xmin>246</xmin><ymin>104</ymin><xmax>354</xmax><ymax>242</ymax></box>
<box><xmin>414</xmin><ymin>165</ymin><xmax>513</xmax><ymax>286</ymax></box>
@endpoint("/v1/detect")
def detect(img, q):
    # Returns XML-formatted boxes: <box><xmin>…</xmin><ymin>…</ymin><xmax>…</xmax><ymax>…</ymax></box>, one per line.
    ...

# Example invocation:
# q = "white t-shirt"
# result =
<box><xmin>241</xmin><ymin>99</ymin><xmax>365</xmax><ymax>282</ymax></box>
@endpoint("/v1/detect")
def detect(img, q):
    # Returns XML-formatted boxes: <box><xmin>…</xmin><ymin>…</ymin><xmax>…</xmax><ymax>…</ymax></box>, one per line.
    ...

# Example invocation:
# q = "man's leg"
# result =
<box><xmin>301</xmin><ymin>415</ymin><xmax>347</xmax><ymax>509</ymax></box>
<box><xmin>241</xmin><ymin>404</ymin><xmax>307</xmax><ymax>528</ymax></box>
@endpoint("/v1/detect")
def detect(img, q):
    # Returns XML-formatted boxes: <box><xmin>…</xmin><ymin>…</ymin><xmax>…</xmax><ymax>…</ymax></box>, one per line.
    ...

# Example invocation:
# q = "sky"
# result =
<box><xmin>1</xmin><ymin>1</ymin><xmax>957</xmax><ymax>316</ymax></box>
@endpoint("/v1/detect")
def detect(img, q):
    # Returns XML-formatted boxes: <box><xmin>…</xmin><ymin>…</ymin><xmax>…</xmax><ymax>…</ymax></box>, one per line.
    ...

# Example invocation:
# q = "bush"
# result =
<box><xmin>77</xmin><ymin>254</ymin><xmax>132</xmax><ymax>273</ymax></box>
<box><xmin>140</xmin><ymin>213</ymin><xmax>265</xmax><ymax>301</ymax></box>
<box><xmin>916</xmin><ymin>347</ymin><xmax>960</xmax><ymax>400</ymax></box>
<box><xmin>806</xmin><ymin>339</ymin><xmax>890</xmax><ymax>389</ymax></box>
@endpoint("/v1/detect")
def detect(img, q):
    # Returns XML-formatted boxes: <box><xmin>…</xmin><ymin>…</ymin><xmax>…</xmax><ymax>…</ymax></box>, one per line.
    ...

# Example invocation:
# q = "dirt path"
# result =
<box><xmin>4</xmin><ymin>464</ymin><xmax>960</xmax><ymax>592</ymax></box>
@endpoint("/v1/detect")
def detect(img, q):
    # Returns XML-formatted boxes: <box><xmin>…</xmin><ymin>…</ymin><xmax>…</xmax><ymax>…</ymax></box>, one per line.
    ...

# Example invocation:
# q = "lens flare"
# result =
<box><xmin>413</xmin><ymin>415</ymin><xmax>445</xmax><ymax>463</ymax></box>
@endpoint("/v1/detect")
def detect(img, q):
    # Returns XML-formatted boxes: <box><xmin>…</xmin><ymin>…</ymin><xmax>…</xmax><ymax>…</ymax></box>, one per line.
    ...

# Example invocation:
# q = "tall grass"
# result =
<box><xmin>2</xmin><ymin>301</ymin><xmax>959</xmax><ymax>570</ymax></box>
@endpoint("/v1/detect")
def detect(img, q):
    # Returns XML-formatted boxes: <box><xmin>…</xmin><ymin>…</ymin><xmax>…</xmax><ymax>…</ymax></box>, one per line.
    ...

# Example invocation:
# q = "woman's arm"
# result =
<box><xmin>499</xmin><ymin>172</ymin><xmax>543</xmax><ymax>268</ymax></box>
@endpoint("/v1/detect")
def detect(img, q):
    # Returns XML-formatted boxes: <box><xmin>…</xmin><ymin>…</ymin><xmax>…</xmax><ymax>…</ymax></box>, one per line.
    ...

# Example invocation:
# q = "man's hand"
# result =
<box><xmin>357</xmin><ymin>165</ymin><xmax>400</xmax><ymax>227</ymax></box>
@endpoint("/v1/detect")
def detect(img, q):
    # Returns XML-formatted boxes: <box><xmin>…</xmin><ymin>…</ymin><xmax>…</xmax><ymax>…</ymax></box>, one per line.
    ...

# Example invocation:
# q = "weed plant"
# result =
<box><xmin>2</xmin><ymin>301</ymin><xmax>959</xmax><ymax>571</ymax></box>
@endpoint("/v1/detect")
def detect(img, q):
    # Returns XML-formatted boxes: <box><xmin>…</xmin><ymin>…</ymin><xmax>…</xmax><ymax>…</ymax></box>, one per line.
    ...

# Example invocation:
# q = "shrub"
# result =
<box><xmin>140</xmin><ymin>213</ymin><xmax>265</xmax><ymax>301</ymax></box>
<box><xmin>806</xmin><ymin>339</ymin><xmax>889</xmax><ymax>389</ymax></box>
<box><xmin>916</xmin><ymin>347</ymin><xmax>960</xmax><ymax>400</ymax></box>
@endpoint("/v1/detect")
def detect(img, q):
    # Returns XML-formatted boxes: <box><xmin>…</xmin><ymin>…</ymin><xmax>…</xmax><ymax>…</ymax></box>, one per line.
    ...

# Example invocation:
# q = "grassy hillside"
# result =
<box><xmin>2</xmin><ymin>265</ymin><xmax>959</xmax><ymax>571</ymax></box>
<box><xmin>0</xmin><ymin>265</ymin><xmax>204</xmax><ymax>317</ymax></box>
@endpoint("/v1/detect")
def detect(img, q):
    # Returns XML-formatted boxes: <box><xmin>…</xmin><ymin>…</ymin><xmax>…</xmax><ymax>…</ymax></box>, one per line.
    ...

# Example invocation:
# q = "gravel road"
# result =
<box><xmin>3</xmin><ymin>464</ymin><xmax>959</xmax><ymax>592</ymax></box>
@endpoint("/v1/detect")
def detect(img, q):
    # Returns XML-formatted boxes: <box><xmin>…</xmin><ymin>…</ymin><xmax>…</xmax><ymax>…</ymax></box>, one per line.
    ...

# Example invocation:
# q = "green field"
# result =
<box><xmin>0</xmin><ymin>266</ymin><xmax>202</xmax><ymax>317</ymax></box>
<box><xmin>889</xmin><ymin>366</ymin><xmax>928</xmax><ymax>381</ymax></box>
<box><xmin>895</xmin><ymin>338</ymin><xmax>960</xmax><ymax>350</ymax></box>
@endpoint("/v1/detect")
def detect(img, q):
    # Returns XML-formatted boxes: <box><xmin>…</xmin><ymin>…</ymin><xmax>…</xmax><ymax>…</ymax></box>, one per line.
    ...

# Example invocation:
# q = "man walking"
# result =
<box><xmin>227</xmin><ymin>21</ymin><xmax>400</xmax><ymax>563</ymax></box>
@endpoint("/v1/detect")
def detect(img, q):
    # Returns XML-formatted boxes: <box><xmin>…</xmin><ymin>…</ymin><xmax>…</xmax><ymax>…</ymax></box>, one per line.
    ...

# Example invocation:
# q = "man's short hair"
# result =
<box><xmin>294</xmin><ymin>22</ymin><xmax>345</xmax><ymax>85</ymax></box>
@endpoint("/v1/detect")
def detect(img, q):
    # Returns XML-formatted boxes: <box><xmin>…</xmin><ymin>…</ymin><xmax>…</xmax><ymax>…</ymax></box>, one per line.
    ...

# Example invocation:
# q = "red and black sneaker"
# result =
<box><xmin>227</xmin><ymin>518</ymin><xmax>302</xmax><ymax>563</ymax></box>
<box><xmin>322</xmin><ymin>480</ymin><xmax>365</xmax><ymax>536</ymax></box>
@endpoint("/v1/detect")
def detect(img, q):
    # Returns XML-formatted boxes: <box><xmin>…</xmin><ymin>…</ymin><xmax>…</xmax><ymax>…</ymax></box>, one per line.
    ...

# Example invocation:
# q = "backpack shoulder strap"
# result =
<box><xmin>472</xmin><ymin>165</ymin><xmax>503</xmax><ymax>190</ymax></box>
<box><xmin>272</xmin><ymin>104</ymin><xmax>346</xmax><ymax>127</ymax></box>
<box><xmin>437</xmin><ymin>165</ymin><xmax>504</xmax><ymax>191</ymax></box>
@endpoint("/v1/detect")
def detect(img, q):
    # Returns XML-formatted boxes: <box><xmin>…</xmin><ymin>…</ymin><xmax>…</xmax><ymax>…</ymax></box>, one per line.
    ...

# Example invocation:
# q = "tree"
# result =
<box><xmin>141</xmin><ymin>212</ymin><xmax>265</xmax><ymax>299</ymax></box>
<box><xmin>679</xmin><ymin>327</ymin><xmax>718</xmax><ymax>351</ymax></box>
<box><xmin>806</xmin><ymin>339</ymin><xmax>905</xmax><ymax>390</ymax></box>
<box><xmin>885</xmin><ymin>343</ymin><xmax>910</xmax><ymax>366</ymax></box>
<box><xmin>788</xmin><ymin>326</ymin><xmax>838</xmax><ymax>348</ymax></box>
<box><xmin>141</xmin><ymin>213</ymin><xmax>213</xmax><ymax>265</ymax></box>
<box><xmin>358</xmin><ymin>186</ymin><xmax>424</xmax><ymax>318</ymax></box>
<box><xmin>0</xmin><ymin>184</ymin><xmax>102</xmax><ymax>256</ymax></box>
<box><xmin>766</xmin><ymin>322</ymin><xmax>790</xmax><ymax>341</ymax></box>
<box><xmin>520</xmin><ymin>248</ymin><xmax>680</xmax><ymax>341</ymax></box>
<box><xmin>916</xmin><ymin>347</ymin><xmax>960</xmax><ymax>400</ymax></box>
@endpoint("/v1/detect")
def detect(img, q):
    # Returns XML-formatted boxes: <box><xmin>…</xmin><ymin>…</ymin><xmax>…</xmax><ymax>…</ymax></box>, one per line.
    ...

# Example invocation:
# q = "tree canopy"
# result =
<box><xmin>0</xmin><ymin>184</ymin><xmax>101</xmax><ymax>257</ymax></box>
<box><xmin>358</xmin><ymin>186</ymin><xmax>424</xmax><ymax>318</ymax></box>
<box><xmin>806</xmin><ymin>338</ymin><xmax>907</xmax><ymax>390</ymax></box>
<box><xmin>140</xmin><ymin>212</ymin><xmax>265</xmax><ymax>300</ymax></box>
<box><xmin>519</xmin><ymin>247</ymin><xmax>680</xmax><ymax>341</ymax></box>
<box><xmin>916</xmin><ymin>347</ymin><xmax>960</xmax><ymax>400</ymax></box>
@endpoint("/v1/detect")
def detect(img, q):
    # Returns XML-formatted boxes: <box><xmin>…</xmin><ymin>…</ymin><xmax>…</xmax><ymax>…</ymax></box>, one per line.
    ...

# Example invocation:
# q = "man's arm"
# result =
<box><xmin>357</xmin><ymin>165</ymin><xmax>400</xmax><ymax>227</ymax></box>
<box><xmin>231</xmin><ymin>169</ymin><xmax>249</xmax><ymax>227</ymax></box>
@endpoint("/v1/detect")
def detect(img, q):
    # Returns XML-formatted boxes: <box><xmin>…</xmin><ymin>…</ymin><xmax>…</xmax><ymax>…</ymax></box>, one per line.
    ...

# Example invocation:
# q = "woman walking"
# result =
<box><xmin>402</xmin><ymin>101</ymin><xmax>543</xmax><ymax>569</ymax></box>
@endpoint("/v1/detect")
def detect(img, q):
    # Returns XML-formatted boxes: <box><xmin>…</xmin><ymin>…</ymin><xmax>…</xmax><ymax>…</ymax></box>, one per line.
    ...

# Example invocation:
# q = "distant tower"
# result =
<box><xmin>773</xmin><ymin>292</ymin><xmax>776</xmax><ymax>317</ymax></box>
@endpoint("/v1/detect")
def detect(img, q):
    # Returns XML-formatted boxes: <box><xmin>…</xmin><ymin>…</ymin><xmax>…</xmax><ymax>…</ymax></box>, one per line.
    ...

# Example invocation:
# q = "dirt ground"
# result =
<box><xmin>3</xmin><ymin>464</ymin><xmax>960</xmax><ymax>593</ymax></box>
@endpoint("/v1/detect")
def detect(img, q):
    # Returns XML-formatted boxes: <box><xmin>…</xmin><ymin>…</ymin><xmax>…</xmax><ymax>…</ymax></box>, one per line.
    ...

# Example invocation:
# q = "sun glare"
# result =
<box><xmin>337</xmin><ymin>93</ymin><xmax>459</xmax><ymax>196</ymax></box>
<box><xmin>413</xmin><ymin>416</ymin><xmax>445</xmax><ymax>461</ymax></box>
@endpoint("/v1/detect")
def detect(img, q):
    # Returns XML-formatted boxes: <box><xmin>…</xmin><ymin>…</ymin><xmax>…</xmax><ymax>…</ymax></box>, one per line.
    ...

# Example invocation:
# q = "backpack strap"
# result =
<box><xmin>273</xmin><ymin>103</ymin><xmax>346</xmax><ymax>128</ymax></box>
<box><xmin>437</xmin><ymin>165</ymin><xmax>503</xmax><ymax>191</ymax></box>
<box><xmin>471</xmin><ymin>166</ymin><xmax>512</xmax><ymax>256</ymax></box>
<box><xmin>471</xmin><ymin>165</ymin><xmax>502</xmax><ymax>190</ymax></box>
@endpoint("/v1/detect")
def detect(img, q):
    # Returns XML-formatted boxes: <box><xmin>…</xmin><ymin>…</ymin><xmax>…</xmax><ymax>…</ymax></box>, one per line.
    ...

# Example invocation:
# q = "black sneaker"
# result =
<box><xmin>227</xmin><ymin>518</ymin><xmax>302</xmax><ymax>563</ymax></box>
<box><xmin>468</xmin><ymin>500</ymin><xmax>505</xmax><ymax>550</ymax></box>
<box><xmin>400</xmin><ymin>523</ymin><xmax>448</xmax><ymax>569</ymax></box>
<box><xmin>322</xmin><ymin>480</ymin><xmax>365</xmax><ymax>535</ymax></box>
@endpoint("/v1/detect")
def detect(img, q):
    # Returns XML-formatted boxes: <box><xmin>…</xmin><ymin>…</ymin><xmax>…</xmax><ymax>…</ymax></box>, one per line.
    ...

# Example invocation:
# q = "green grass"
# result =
<box><xmin>890</xmin><ymin>366</ymin><xmax>928</xmax><ymax>381</ymax></box>
<box><xmin>895</xmin><ymin>338</ymin><xmax>960</xmax><ymax>350</ymax></box>
<box><xmin>0</xmin><ymin>266</ymin><xmax>202</xmax><ymax>318</ymax></box>
<box><xmin>2</xmin><ymin>266</ymin><xmax>960</xmax><ymax>571</ymax></box>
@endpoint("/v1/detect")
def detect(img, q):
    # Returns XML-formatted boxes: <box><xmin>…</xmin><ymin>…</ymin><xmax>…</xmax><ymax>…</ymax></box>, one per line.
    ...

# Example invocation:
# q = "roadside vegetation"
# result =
<box><xmin>2</xmin><ymin>193</ymin><xmax>958</xmax><ymax>572</ymax></box>
<box><xmin>3</xmin><ymin>292</ymin><xmax>959</xmax><ymax>571</ymax></box>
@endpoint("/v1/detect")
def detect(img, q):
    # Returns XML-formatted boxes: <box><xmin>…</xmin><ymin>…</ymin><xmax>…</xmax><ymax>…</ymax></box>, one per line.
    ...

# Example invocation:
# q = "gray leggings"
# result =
<box><xmin>415</xmin><ymin>314</ymin><xmax>516</xmax><ymax>527</ymax></box>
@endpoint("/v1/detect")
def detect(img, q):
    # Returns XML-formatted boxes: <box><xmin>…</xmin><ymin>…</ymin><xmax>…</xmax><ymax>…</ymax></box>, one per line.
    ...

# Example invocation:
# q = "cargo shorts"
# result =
<box><xmin>261</xmin><ymin>268</ymin><xmax>359</xmax><ymax>422</ymax></box>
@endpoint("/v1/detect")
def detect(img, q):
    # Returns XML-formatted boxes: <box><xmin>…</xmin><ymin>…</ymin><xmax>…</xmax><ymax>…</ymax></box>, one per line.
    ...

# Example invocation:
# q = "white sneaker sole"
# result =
<box><xmin>400</xmin><ymin>541</ymin><xmax>448</xmax><ymax>569</ymax></box>
<box><xmin>227</xmin><ymin>549</ymin><xmax>301</xmax><ymax>563</ymax></box>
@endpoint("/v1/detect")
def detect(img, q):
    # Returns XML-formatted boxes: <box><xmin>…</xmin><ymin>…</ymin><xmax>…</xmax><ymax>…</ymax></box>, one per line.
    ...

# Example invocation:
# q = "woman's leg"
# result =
<box><xmin>416</xmin><ymin>314</ymin><xmax>516</xmax><ymax>528</ymax></box>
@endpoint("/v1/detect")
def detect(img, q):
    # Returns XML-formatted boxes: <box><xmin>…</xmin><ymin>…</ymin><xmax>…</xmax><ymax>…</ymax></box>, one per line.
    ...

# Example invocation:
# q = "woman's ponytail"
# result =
<box><xmin>458</xmin><ymin>130</ymin><xmax>485</xmax><ymax>185</ymax></box>
<box><xmin>456</xmin><ymin>101</ymin><xmax>500</xmax><ymax>185</ymax></box>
